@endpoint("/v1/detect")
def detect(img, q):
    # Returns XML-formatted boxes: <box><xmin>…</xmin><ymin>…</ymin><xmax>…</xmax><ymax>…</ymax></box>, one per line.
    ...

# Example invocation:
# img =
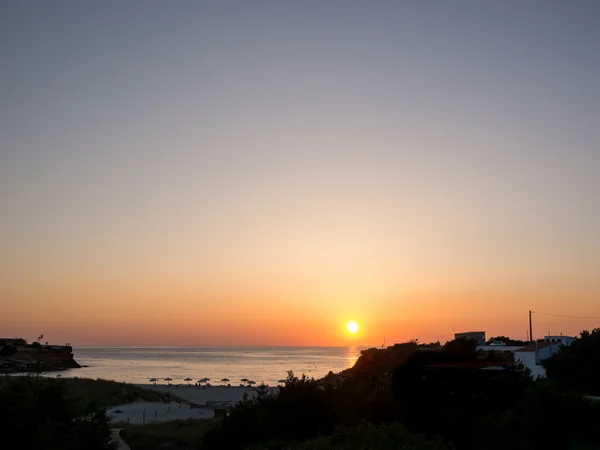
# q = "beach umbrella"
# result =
<box><xmin>184</xmin><ymin>377</ymin><xmax>193</xmax><ymax>385</ymax></box>
<box><xmin>164</xmin><ymin>377</ymin><xmax>173</xmax><ymax>385</ymax></box>
<box><xmin>277</xmin><ymin>379</ymin><xmax>286</xmax><ymax>384</ymax></box>
<box><xmin>240</xmin><ymin>378</ymin><xmax>249</xmax><ymax>382</ymax></box>
<box><xmin>221</xmin><ymin>378</ymin><xmax>230</xmax><ymax>383</ymax></box>
<box><xmin>149</xmin><ymin>378</ymin><xmax>157</xmax><ymax>382</ymax></box>
<box><xmin>248</xmin><ymin>380</ymin><xmax>256</xmax><ymax>386</ymax></box>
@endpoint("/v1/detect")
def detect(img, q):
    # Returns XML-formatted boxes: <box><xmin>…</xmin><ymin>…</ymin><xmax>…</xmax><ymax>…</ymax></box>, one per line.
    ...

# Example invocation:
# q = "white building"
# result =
<box><xmin>514</xmin><ymin>341</ymin><xmax>564</xmax><ymax>378</ymax></box>
<box><xmin>544</xmin><ymin>335</ymin><xmax>576</xmax><ymax>346</ymax></box>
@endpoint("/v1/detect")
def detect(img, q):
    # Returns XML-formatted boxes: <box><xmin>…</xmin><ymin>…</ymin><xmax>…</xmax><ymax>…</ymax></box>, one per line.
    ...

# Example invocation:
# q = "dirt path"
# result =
<box><xmin>111</xmin><ymin>429</ymin><xmax>131</xmax><ymax>450</ymax></box>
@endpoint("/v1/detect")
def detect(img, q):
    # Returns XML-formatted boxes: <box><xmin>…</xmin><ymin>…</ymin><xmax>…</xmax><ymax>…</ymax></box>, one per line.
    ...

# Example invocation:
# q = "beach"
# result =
<box><xmin>141</xmin><ymin>384</ymin><xmax>277</xmax><ymax>404</ymax></box>
<box><xmin>109</xmin><ymin>384</ymin><xmax>278</xmax><ymax>424</ymax></box>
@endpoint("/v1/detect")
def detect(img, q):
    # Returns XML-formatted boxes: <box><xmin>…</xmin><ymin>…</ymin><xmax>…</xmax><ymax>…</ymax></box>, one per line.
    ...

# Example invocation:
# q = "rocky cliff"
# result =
<box><xmin>0</xmin><ymin>343</ymin><xmax>81</xmax><ymax>372</ymax></box>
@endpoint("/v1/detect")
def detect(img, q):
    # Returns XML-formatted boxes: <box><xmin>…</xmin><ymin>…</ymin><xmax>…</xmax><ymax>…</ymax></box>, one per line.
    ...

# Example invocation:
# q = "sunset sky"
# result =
<box><xmin>1</xmin><ymin>1</ymin><xmax>599</xmax><ymax>347</ymax></box>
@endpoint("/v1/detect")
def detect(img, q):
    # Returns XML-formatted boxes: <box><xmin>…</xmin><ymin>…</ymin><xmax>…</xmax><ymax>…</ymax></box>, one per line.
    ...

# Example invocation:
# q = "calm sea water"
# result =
<box><xmin>56</xmin><ymin>347</ymin><xmax>363</xmax><ymax>385</ymax></box>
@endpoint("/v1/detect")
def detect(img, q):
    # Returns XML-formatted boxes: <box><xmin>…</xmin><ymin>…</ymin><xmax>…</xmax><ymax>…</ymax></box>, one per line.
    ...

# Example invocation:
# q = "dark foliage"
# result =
<box><xmin>202</xmin><ymin>368</ymin><xmax>400</xmax><ymax>450</ymax></box>
<box><xmin>54</xmin><ymin>377</ymin><xmax>181</xmax><ymax>409</ymax></box>
<box><xmin>476</xmin><ymin>381</ymin><xmax>600</xmax><ymax>450</ymax></box>
<box><xmin>391</xmin><ymin>346</ymin><xmax>532</xmax><ymax>449</ymax></box>
<box><xmin>486</xmin><ymin>336</ymin><xmax>527</xmax><ymax>346</ymax></box>
<box><xmin>202</xmin><ymin>372</ymin><xmax>337</xmax><ymax>449</ymax></box>
<box><xmin>543</xmin><ymin>328</ymin><xmax>600</xmax><ymax>395</ymax></box>
<box><xmin>442</xmin><ymin>338</ymin><xmax>477</xmax><ymax>357</ymax></box>
<box><xmin>121</xmin><ymin>418</ymin><xmax>218</xmax><ymax>450</ymax></box>
<box><xmin>0</xmin><ymin>375</ymin><xmax>115</xmax><ymax>450</ymax></box>
<box><xmin>349</xmin><ymin>342</ymin><xmax>420</xmax><ymax>376</ymax></box>
<box><xmin>0</xmin><ymin>344</ymin><xmax>18</xmax><ymax>357</ymax></box>
<box><xmin>249</xmin><ymin>422</ymin><xmax>453</xmax><ymax>450</ymax></box>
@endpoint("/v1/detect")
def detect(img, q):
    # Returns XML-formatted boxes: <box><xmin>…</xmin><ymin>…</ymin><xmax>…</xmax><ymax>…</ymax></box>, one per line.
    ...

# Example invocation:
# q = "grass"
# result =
<box><xmin>57</xmin><ymin>377</ymin><xmax>185</xmax><ymax>409</ymax></box>
<box><xmin>119</xmin><ymin>418</ymin><xmax>220</xmax><ymax>450</ymax></box>
<box><xmin>0</xmin><ymin>375</ymin><xmax>185</xmax><ymax>411</ymax></box>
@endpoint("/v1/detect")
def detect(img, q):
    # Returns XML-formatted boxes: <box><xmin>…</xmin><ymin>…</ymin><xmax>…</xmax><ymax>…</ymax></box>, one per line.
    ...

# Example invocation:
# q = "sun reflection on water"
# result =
<box><xmin>346</xmin><ymin>346</ymin><xmax>360</xmax><ymax>368</ymax></box>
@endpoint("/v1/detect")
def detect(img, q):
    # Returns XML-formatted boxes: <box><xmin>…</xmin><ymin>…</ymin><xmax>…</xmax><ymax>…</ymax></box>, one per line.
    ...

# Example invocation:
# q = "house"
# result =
<box><xmin>455</xmin><ymin>331</ymin><xmax>486</xmax><ymax>346</ymax></box>
<box><xmin>544</xmin><ymin>335</ymin><xmax>575</xmax><ymax>346</ymax></box>
<box><xmin>514</xmin><ymin>341</ymin><xmax>562</xmax><ymax>378</ymax></box>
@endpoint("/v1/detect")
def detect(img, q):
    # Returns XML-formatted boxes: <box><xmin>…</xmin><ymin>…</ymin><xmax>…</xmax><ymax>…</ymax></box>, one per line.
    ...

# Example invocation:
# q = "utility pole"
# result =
<box><xmin>529</xmin><ymin>310</ymin><xmax>533</xmax><ymax>342</ymax></box>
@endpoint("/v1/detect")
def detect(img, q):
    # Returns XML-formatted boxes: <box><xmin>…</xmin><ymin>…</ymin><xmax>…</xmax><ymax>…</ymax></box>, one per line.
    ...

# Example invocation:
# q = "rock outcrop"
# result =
<box><xmin>0</xmin><ymin>342</ymin><xmax>81</xmax><ymax>372</ymax></box>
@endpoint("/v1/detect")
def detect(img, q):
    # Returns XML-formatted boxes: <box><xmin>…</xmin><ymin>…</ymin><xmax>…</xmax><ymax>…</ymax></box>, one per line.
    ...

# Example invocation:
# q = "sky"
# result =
<box><xmin>1</xmin><ymin>1</ymin><xmax>599</xmax><ymax>347</ymax></box>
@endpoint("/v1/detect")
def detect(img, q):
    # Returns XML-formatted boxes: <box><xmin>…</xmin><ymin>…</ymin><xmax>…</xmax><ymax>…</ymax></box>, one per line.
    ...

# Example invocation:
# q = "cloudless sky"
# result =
<box><xmin>1</xmin><ymin>1</ymin><xmax>599</xmax><ymax>346</ymax></box>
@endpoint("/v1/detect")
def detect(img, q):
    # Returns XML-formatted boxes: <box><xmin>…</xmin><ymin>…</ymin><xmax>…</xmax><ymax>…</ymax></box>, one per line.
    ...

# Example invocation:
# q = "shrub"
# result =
<box><xmin>544</xmin><ymin>328</ymin><xmax>600</xmax><ymax>395</ymax></box>
<box><xmin>0</xmin><ymin>376</ymin><xmax>116</xmax><ymax>450</ymax></box>
<box><xmin>250</xmin><ymin>422</ymin><xmax>453</xmax><ymax>450</ymax></box>
<box><xmin>0</xmin><ymin>344</ymin><xmax>17</xmax><ymax>357</ymax></box>
<box><xmin>202</xmin><ymin>372</ymin><xmax>338</xmax><ymax>450</ymax></box>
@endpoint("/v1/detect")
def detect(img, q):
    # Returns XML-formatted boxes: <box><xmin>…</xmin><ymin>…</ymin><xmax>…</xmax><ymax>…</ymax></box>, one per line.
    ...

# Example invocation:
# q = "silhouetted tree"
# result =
<box><xmin>0</xmin><ymin>376</ymin><xmax>115</xmax><ymax>449</ymax></box>
<box><xmin>486</xmin><ymin>336</ymin><xmax>527</xmax><ymax>346</ymax></box>
<box><xmin>442</xmin><ymin>338</ymin><xmax>477</xmax><ymax>358</ymax></box>
<box><xmin>544</xmin><ymin>328</ymin><xmax>600</xmax><ymax>395</ymax></box>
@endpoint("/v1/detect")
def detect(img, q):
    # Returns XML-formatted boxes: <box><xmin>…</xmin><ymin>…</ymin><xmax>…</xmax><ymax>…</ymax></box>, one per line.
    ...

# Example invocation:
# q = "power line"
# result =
<box><xmin>531</xmin><ymin>311</ymin><xmax>600</xmax><ymax>319</ymax></box>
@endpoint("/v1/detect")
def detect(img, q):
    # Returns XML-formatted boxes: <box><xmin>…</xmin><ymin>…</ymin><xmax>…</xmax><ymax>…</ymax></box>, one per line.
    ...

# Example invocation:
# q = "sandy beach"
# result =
<box><xmin>140</xmin><ymin>384</ymin><xmax>278</xmax><ymax>404</ymax></box>
<box><xmin>108</xmin><ymin>385</ymin><xmax>279</xmax><ymax>424</ymax></box>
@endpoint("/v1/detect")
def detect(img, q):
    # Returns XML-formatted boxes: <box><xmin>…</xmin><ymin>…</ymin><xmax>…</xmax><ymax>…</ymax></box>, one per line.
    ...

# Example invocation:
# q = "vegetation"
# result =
<box><xmin>202</xmin><ymin>373</ymin><xmax>337</xmax><ymax>449</ymax></box>
<box><xmin>120</xmin><ymin>418</ymin><xmax>219</xmax><ymax>450</ymax></box>
<box><xmin>347</xmin><ymin>341</ymin><xmax>420</xmax><ymax>376</ymax></box>
<box><xmin>0</xmin><ymin>376</ymin><xmax>182</xmax><ymax>412</ymax></box>
<box><xmin>477</xmin><ymin>381</ymin><xmax>600</xmax><ymax>450</ymax></box>
<box><xmin>544</xmin><ymin>328</ymin><xmax>600</xmax><ymax>395</ymax></box>
<box><xmin>0</xmin><ymin>375</ymin><xmax>116</xmax><ymax>449</ymax></box>
<box><xmin>442</xmin><ymin>337</ymin><xmax>477</xmax><ymax>356</ymax></box>
<box><xmin>485</xmin><ymin>336</ymin><xmax>527</xmax><ymax>346</ymax></box>
<box><xmin>249</xmin><ymin>423</ymin><xmax>453</xmax><ymax>450</ymax></box>
<box><xmin>0</xmin><ymin>344</ymin><xmax>17</xmax><ymax>357</ymax></box>
<box><xmin>60</xmin><ymin>377</ymin><xmax>183</xmax><ymax>410</ymax></box>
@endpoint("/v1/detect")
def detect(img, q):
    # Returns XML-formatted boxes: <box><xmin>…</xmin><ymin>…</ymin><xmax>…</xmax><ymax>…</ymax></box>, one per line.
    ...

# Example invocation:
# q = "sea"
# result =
<box><xmin>51</xmin><ymin>346</ymin><xmax>364</xmax><ymax>386</ymax></box>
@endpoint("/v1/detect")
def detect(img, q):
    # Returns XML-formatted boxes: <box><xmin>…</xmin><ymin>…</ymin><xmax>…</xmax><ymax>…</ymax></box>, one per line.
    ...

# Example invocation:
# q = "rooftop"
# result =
<box><xmin>516</xmin><ymin>341</ymin><xmax>561</xmax><ymax>352</ymax></box>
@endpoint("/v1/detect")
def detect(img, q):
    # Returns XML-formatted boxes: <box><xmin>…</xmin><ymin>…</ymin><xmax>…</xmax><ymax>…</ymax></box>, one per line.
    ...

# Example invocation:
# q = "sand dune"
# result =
<box><xmin>108</xmin><ymin>385</ymin><xmax>279</xmax><ymax>424</ymax></box>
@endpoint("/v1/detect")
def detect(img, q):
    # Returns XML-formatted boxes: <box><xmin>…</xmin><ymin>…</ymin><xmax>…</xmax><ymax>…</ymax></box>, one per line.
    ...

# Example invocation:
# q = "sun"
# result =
<box><xmin>346</xmin><ymin>321</ymin><xmax>359</xmax><ymax>334</ymax></box>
